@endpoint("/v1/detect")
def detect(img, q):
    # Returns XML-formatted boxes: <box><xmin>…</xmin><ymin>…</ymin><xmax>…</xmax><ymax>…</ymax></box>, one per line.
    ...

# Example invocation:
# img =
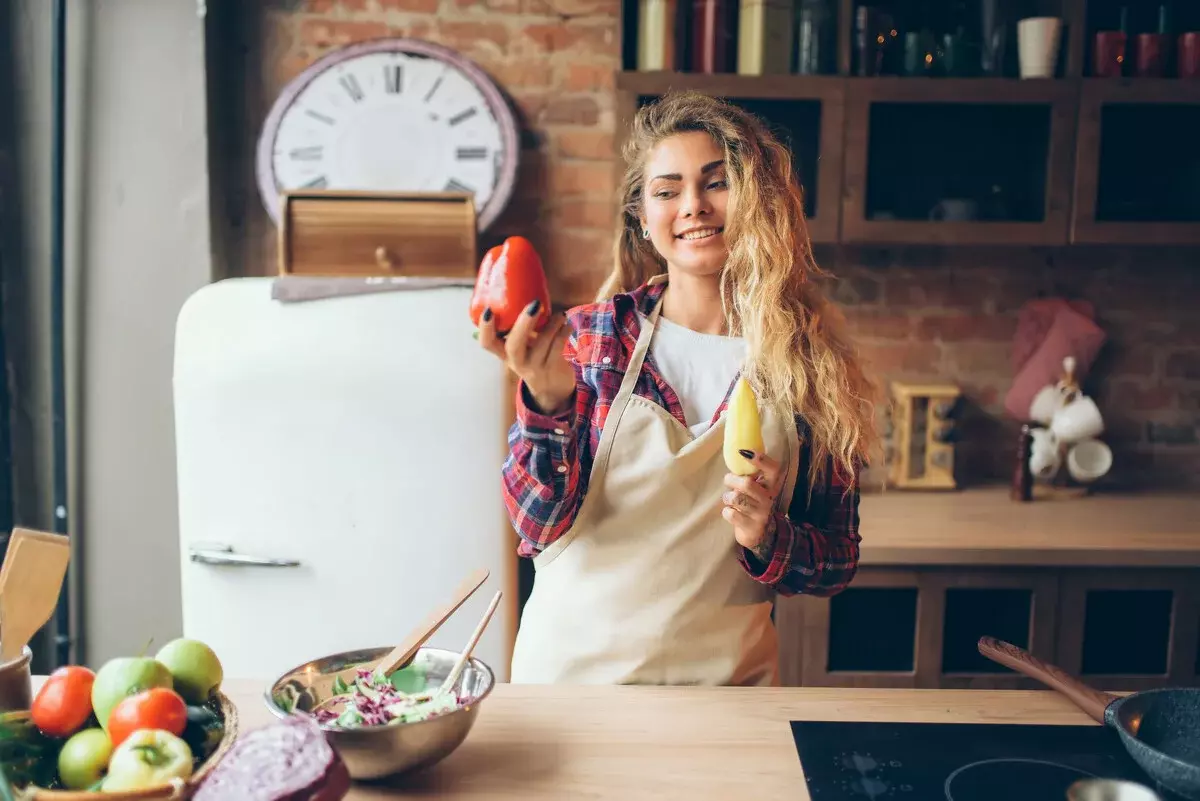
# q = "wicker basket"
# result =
<box><xmin>14</xmin><ymin>691</ymin><xmax>239</xmax><ymax>800</ymax></box>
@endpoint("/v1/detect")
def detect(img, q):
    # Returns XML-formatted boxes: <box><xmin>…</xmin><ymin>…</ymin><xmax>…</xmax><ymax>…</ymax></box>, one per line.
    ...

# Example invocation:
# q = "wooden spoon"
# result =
<box><xmin>313</xmin><ymin>566</ymin><xmax>490</xmax><ymax>697</ymax></box>
<box><xmin>0</xmin><ymin>528</ymin><xmax>71</xmax><ymax>663</ymax></box>
<box><xmin>439</xmin><ymin>589</ymin><xmax>502</xmax><ymax>695</ymax></box>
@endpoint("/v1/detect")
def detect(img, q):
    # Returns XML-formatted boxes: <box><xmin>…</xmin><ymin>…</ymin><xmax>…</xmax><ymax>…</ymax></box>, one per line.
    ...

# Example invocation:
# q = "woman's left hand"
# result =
<box><xmin>721</xmin><ymin>450</ymin><xmax>784</xmax><ymax>560</ymax></box>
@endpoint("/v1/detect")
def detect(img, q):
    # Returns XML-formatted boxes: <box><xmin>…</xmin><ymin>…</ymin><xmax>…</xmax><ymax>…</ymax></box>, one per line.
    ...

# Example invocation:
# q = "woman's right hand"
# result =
<box><xmin>479</xmin><ymin>300</ymin><xmax>575</xmax><ymax>416</ymax></box>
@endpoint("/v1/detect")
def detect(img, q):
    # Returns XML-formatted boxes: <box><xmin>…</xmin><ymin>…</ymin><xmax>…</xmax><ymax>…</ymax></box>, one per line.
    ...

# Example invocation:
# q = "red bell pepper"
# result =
<box><xmin>469</xmin><ymin>236</ymin><xmax>552</xmax><ymax>335</ymax></box>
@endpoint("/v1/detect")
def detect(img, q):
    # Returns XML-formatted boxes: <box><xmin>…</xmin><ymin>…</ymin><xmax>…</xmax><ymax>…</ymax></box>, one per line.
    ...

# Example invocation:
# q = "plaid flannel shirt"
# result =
<box><xmin>501</xmin><ymin>280</ymin><xmax>861</xmax><ymax>598</ymax></box>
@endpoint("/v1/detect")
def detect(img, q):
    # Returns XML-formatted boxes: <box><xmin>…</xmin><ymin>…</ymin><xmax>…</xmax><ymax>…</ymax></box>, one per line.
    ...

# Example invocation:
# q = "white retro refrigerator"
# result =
<box><xmin>172</xmin><ymin>277</ymin><xmax>517</xmax><ymax>683</ymax></box>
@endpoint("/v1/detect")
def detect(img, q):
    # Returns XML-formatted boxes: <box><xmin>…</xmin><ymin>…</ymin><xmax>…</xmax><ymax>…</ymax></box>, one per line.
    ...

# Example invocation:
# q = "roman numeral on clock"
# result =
<box><xmin>445</xmin><ymin>178</ymin><xmax>474</xmax><ymax>193</ymax></box>
<box><xmin>384</xmin><ymin>65</ymin><xmax>403</xmax><ymax>94</ymax></box>
<box><xmin>305</xmin><ymin>110</ymin><xmax>335</xmax><ymax>126</ymax></box>
<box><xmin>424</xmin><ymin>75</ymin><xmax>444</xmax><ymax>102</ymax></box>
<box><xmin>339</xmin><ymin>74</ymin><xmax>365</xmax><ymax>103</ymax></box>
<box><xmin>456</xmin><ymin>147</ymin><xmax>487</xmax><ymax>160</ymax></box>
<box><xmin>448</xmin><ymin>107</ymin><xmax>478</xmax><ymax>127</ymax></box>
<box><xmin>290</xmin><ymin>146</ymin><xmax>323</xmax><ymax>161</ymax></box>
<box><xmin>302</xmin><ymin>175</ymin><xmax>329</xmax><ymax>189</ymax></box>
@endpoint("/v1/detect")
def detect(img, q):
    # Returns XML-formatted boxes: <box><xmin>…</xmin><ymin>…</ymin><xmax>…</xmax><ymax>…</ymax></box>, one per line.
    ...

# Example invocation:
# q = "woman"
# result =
<box><xmin>478</xmin><ymin>91</ymin><xmax>879</xmax><ymax>687</ymax></box>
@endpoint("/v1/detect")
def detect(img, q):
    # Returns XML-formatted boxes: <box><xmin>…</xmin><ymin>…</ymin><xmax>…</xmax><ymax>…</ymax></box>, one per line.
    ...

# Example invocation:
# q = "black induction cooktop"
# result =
<box><xmin>790</xmin><ymin>721</ymin><xmax>1185</xmax><ymax>801</ymax></box>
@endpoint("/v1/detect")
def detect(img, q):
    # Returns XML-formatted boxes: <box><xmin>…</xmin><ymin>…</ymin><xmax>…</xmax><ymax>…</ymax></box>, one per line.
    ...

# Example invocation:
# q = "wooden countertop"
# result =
<box><xmin>213</xmin><ymin>679</ymin><xmax>1102</xmax><ymax>800</ymax></box>
<box><xmin>858</xmin><ymin>486</ymin><xmax>1200</xmax><ymax>567</ymax></box>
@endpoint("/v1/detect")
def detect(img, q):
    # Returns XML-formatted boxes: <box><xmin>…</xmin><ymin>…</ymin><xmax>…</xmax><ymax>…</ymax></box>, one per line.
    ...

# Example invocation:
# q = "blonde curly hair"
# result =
<box><xmin>598</xmin><ymin>90</ymin><xmax>880</xmax><ymax>488</ymax></box>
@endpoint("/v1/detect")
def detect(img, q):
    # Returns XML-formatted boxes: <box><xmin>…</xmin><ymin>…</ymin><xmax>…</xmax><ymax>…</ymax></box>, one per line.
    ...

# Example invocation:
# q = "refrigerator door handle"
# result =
<box><xmin>188</xmin><ymin>543</ymin><xmax>301</xmax><ymax>568</ymax></box>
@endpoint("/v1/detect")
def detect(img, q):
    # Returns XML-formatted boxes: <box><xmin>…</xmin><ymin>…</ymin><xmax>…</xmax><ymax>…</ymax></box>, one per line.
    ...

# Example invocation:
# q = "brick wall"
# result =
<box><xmin>223</xmin><ymin>0</ymin><xmax>622</xmax><ymax>302</ymax></box>
<box><xmin>220</xmin><ymin>2</ymin><xmax>1200</xmax><ymax>489</ymax></box>
<box><xmin>827</xmin><ymin>245</ymin><xmax>1200</xmax><ymax>489</ymax></box>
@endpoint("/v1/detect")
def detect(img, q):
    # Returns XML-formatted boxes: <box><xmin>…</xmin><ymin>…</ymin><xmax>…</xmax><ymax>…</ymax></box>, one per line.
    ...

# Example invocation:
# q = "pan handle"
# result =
<box><xmin>978</xmin><ymin>636</ymin><xmax>1116</xmax><ymax>724</ymax></box>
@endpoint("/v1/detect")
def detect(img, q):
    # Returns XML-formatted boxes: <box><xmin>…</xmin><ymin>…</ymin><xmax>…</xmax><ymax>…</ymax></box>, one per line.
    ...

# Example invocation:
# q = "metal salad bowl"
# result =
<box><xmin>264</xmin><ymin>646</ymin><xmax>495</xmax><ymax>780</ymax></box>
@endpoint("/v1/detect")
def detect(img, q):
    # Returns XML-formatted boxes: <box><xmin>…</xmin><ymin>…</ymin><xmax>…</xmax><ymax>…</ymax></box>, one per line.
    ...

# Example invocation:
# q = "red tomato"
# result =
<box><xmin>106</xmin><ymin>687</ymin><xmax>187</xmax><ymax>748</ymax></box>
<box><xmin>31</xmin><ymin>665</ymin><xmax>95</xmax><ymax>738</ymax></box>
<box><xmin>468</xmin><ymin>236</ymin><xmax>551</xmax><ymax>334</ymax></box>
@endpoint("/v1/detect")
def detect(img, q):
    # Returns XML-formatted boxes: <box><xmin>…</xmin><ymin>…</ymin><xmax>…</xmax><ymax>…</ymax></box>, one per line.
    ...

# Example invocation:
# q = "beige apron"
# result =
<box><xmin>509</xmin><ymin>278</ymin><xmax>801</xmax><ymax>686</ymax></box>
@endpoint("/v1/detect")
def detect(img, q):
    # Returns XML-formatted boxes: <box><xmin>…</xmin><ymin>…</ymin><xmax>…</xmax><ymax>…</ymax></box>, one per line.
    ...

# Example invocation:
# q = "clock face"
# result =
<box><xmin>256</xmin><ymin>38</ymin><xmax>520</xmax><ymax>231</ymax></box>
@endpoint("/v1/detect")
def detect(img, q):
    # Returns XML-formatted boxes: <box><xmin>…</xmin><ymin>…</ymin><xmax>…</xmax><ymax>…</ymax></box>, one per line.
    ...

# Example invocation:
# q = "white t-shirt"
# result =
<box><xmin>639</xmin><ymin>313</ymin><xmax>747</xmax><ymax>437</ymax></box>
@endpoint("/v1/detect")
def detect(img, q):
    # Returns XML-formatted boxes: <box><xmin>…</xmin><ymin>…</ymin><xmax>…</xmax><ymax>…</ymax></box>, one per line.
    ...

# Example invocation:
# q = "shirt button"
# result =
<box><xmin>557</xmin><ymin>465</ymin><xmax>568</xmax><ymax>474</ymax></box>
<box><xmin>554</xmin><ymin>428</ymin><xmax>565</xmax><ymax>435</ymax></box>
<box><xmin>602</xmin><ymin>356</ymin><xmax>612</xmax><ymax>365</ymax></box>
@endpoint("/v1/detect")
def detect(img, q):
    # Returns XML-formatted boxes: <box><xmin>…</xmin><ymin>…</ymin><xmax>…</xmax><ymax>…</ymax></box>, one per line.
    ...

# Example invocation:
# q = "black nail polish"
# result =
<box><xmin>738</xmin><ymin>449</ymin><xmax>755</xmax><ymax>459</ymax></box>
<box><xmin>482</xmin><ymin>308</ymin><xmax>493</xmax><ymax>322</ymax></box>
<box><xmin>527</xmin><ymin>300</ymin><xmax>541</xmax><ymax>316</ymax></box>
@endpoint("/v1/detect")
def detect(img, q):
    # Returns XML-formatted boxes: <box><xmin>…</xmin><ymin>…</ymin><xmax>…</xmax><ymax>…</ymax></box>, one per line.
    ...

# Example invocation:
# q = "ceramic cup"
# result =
<box><xmin>1029</xmin><ymin>427</ymin><xmax>1061</xmax><ymax>480</ymax></box>
<box><xmin>0</xmin><ymin>646</ymin><xmax>33</xmax><ymax>713</ymax></box>
<box><xmin>1018</xmin><ymin>17</ymin><xmax>1062</xmax><ymax>78</ymax></box>
<box><xmin>929</xmin><ymin>199</ymin><xmax>979</xmax><ymax>221</ymax></box>
<box><xmin>1067</xmin><ymin>439</ymin><xmax>1113</xmax><ymax>484</ymax></box>
<box><xmin>1029</xmin><ymin>384</ymin><xmax>1066</xmax><ymax>425</ymax></box>
<box><xmin>1051</xmin><ymin>395</ymin><xmax>1105</xmax><ymax>443</ymax></box>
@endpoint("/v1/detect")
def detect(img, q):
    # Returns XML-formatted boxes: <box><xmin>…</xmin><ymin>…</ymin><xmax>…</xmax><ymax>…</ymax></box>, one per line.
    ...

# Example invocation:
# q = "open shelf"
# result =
<box><xmin>1056</xmin><ymin>568</ymin><xmax>1200</xmax><ymax>691</ymax></box>
<box><xmin>847</xmin><ymin>0</ymin><xmax>1081</xmax><ymax>79</ymax></box>
<box><xmin>1071</xmin><ymin>79</ymin><xmax>1200</xmax><ymax>243</ymax></box>
<box><xmin>942</xmin><ymin>588</ymin><xmax>1034</xmax><ymax>674</ymax></box>
<box><xmin>615</xmin><ymin>0</ymin><xmax>1200</xmax><ymax>245</ymax></box>
<box><xmin>1081</xmin><ymin>589</ymin><xmax>1172</xmax><ymax>676</ymax></box>
<box><xmin>616</xmin><ymin>79</ymin><xmax>845</xmax><ymax>242</ymax></box>
<box><xmin>828</xmin><ymin>587</ymin><xmax>919</xmax><ymax>672</ymax></box>
<box><xmin>840</xmin><ymin>78</ymin><xmax>1078</xmax><ymax>244</ymax></box>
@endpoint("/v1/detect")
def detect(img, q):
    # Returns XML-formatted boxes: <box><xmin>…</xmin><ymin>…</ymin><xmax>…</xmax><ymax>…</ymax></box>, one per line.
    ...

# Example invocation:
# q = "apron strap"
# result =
<box><xmin>588</xmin><ymin>290</ymin><xmax>665</xmax><ymax>483</ymax></box>
<box><xmin>613</xmin><ymin>292</ymin><xmax>664</xmax><ymax>406</ymax></box>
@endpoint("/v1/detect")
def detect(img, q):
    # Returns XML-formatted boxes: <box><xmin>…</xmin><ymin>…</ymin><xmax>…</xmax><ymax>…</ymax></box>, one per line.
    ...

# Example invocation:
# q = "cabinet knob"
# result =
<box><xmin>375</xmin><ymin>246</ymin><xmax>398</xmax><ymax>271</ymax></box>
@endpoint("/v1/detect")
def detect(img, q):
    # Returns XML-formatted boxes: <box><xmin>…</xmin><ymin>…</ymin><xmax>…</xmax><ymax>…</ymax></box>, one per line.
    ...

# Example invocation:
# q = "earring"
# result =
<box><xmin>641</xmin><ymin>228</ymin><xmax>650</xmax><ymax>239</ymax></box>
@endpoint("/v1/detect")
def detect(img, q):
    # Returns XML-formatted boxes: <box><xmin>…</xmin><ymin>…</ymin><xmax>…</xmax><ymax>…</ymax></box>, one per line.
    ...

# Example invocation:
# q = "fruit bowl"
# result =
<box><xmin>0</xmin><ymin>692</ymin><xmax>239</xmax><ymax>800</ymax></box>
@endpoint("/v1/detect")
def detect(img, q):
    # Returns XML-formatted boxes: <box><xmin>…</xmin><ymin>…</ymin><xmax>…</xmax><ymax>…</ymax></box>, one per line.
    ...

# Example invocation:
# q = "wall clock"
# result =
<box><xmin>255</xmin><ymin>38</ymin><xmax>520</xmax><ymax>232</ymax></box>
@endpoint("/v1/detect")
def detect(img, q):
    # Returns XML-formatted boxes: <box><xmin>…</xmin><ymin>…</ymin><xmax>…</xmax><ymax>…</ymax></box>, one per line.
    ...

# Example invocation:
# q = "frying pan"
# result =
<box><xmin>978</xmin><ymin>636</ymin><xmax>1200</xmax><ymax>801</ymax></box>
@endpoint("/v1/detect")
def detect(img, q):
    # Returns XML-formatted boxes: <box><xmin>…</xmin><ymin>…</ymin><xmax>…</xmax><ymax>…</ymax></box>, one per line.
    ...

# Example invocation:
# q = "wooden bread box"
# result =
<box><xmin>278</xmin><ymin>190</ymin><xmax>478</xmax><ymax>278</ymax></box>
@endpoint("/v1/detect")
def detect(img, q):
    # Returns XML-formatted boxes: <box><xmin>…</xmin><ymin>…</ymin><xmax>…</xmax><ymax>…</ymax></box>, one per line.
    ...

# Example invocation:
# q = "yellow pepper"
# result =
<box><xmin>724</xmin><ymin>376</ymin><xmax>764</xmax><ymax>475</ymax></box>
<box><xmin>102</xmin><ymin>729</ymin><xmax>193</xmax><ymax>793</ymax></box>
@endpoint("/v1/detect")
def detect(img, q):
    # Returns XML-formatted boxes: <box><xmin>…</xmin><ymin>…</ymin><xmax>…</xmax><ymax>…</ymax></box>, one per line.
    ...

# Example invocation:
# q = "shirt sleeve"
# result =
<box><xmin>738</xmin><ymin>448</ymin><xmax>863</xmax><ymax>597</ymax></box>
<box><xmin>501</xmin><ymin>328</ymin><xmax>594</xmax><ymax>557</ymax></box>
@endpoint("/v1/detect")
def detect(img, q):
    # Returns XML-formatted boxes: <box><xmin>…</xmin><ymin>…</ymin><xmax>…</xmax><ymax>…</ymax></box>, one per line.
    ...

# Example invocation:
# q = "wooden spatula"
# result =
<box><xmin>439</xmin><ymin>589</ymin><xmax>503</xmax><ymax>695</ymax></box>
<box><xmin>308</xmin><ymin>566</ymin><xmax>491</xmax><ymax>699</ymax></box>
<box><xmin>0</xmin><ymin>528</ymin><xmax>71</xmax><ymax>663</ymax></box>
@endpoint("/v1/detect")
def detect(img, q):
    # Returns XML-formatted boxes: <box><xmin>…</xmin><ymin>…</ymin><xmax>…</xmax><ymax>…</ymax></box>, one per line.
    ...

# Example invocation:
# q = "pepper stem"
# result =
<box><xmin>132</xmin><ymin>744</ymin><xmax>172</xmax><ymax>767</ymax></box>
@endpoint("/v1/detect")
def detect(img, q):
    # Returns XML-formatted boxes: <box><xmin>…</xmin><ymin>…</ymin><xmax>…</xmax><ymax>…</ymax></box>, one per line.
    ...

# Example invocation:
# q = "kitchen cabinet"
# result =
<box><xmin>1070</xmin><ymin>80</ymin><xmax>1200</xmax><ymax>244</ymax></box>
<box><xmin>839</xmin><ymin>79</ymin><xmax>1078</xmax><ymax>246</ymax></box>
<box><xmin>776</xmin><ymin>488</ymin><xmax>1200</xmax><ymax>692</ymax></box>
<box><xmin>779</xmin><ymin>565</ymin><xmax>1200</xmax><ymax>691</ymax></box>
<box><xmin>611</xmin><ymin>0</ymin><xmax>1200</xmax><ymax>246</ymax></box>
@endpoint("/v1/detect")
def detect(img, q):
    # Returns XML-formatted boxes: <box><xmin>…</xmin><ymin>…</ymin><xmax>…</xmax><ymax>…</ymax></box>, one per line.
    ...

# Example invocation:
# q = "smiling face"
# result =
<box><xmin>640</xmin><ymin>131</ymin><xmax>732</xmax><ymax>279</ymax></box>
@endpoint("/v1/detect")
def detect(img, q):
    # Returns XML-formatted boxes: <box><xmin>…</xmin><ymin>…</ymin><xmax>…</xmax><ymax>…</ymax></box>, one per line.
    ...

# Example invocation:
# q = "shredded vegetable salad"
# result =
<box><xmin>310</xmin><ymin>667</ymin><xmax>464</xmax><ymax>728</ymax></box>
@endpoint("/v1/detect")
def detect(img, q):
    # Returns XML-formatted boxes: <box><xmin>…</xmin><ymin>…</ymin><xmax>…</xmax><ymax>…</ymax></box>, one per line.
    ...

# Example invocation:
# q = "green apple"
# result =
<box><xmin>155</xmin><ymin>638</ymin><xmax>223</xmax><ymax>704</ymax></box>
<box><xmin>91</xmin><ymin>657</ymin><xmax>174</xmax><ymax>731</ymax></box>
<box><xmin>57</xmin><ymin>727</ymin><xmax>113</xmax><ymax>790</ymax></box>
